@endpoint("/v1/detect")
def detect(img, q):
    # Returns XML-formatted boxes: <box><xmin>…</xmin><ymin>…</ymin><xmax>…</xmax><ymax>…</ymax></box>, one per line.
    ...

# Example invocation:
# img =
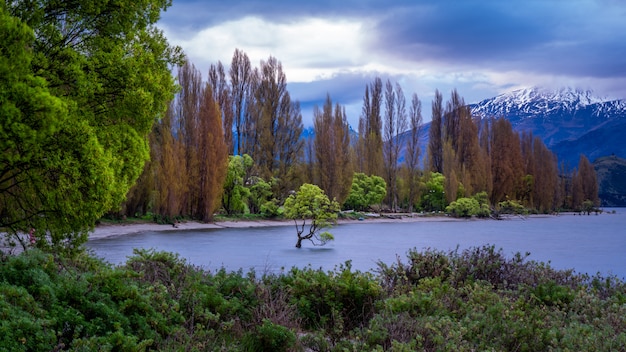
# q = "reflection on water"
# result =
<box><xmin>87</xmin><ymin>209</ymin><xmax>626</xmax><ymax>279</ymax></box>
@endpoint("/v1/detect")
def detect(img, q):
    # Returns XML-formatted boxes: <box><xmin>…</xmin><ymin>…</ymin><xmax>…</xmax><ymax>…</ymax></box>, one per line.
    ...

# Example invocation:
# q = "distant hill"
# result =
<box><xmin>593</xmin><ymin>155</ymin><xmax>626</xmax><ymax>207</ymax></box>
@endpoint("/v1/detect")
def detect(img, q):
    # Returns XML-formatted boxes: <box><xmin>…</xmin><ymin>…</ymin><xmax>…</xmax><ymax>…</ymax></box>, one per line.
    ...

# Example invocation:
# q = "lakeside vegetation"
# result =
<box><xmin>1</xmin><ymin>245</ymin><xmax>624</xmax><ymax>351</ymax></box>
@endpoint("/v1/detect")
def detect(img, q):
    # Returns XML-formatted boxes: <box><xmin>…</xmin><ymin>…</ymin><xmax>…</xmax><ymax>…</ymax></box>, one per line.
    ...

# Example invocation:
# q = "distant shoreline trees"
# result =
<box><xmin>105</xmin><ymin>48</ymin><xmax>600</xmax><ymax>225</ymax></box>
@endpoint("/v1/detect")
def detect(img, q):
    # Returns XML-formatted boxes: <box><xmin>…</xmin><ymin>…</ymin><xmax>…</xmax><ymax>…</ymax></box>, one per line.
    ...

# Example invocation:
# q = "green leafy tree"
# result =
<box><xmin>1</xmin><ymin>2</ymin><xmax>182</xmax><ymax>251</ymax></box>
<box><xmin>343</xmin><ymin>173</ymin><xmax>387</xmax><ymax>212</ymax></box>
<box><xmin>283</xmin><ymin>184</ymin><xmax>340</xmax><ymax>248</ymax></box>
<box><xmin>222</xmin><ymin>155</ymin><xmax>253</xmax><ymax>215</ymax></box>
<box><xmin>420</xmin><ymin>172</ymin><xmax>447</xmax><ymax>211</ymax></box>
<box><xmin>248</xmin><ymin>176</ymin><xmax>275</xmax><ymax>215</ymax></box>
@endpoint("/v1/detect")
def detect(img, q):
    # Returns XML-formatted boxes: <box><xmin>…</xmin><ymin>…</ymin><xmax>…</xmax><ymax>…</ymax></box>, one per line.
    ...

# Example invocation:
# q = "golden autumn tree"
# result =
<box><xmin>147</xmin><ymin>62</ymin><xmax>228</xmax><ymax>222</ymax></box>
<box><xmin>438</xmin><ymin>90</ymin><xmax>487</xmax><ymax>201</ymax></box>
<box><xmin>532</xmin><ymin>136</ymin><xmax>559</xmax><ymax>213</ymax></box>
<box><xmin>488</xmin><ymin>118</ymin><xmax>524</xmax><ymax>205</ymax></box>
<box><xmin>175</xmin><ymin>62</ymin><xmax>203</xmax><ymax>216</ymax></box>
<box><xmin>519</xmin><ymin>132</ymin><xmax>536</xmax><ymax>207</ymax></box>
<box><xmin>571</xmin><ymin>155</ymin><xmax>599</xmax><ymax>210</ymax></box>
<box><xmin>457</xmin><ymin>109</ymin><xmax>490</xmax><ymax>197</ymax></box>
<box><xmin>153</xmin><ymin>103</ymin><xmax>187</xmax><ymax>219</ymax></box>
<box><xmin>195</xmin><ymin>85</ymin><xmax>228</xmax><ymax>221</ymax></box>
<box><xmin>314</xmin><ymin>94</ymin><xmax>353</xmax><ymax>205</ymax></box>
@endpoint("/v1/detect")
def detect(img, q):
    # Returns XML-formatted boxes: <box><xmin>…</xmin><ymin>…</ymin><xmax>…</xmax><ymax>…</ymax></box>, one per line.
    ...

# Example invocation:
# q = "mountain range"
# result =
<box><xmin>470</xmin><ymin>87</ymin><xmax>626</xmax><ymax>167</ymax></box>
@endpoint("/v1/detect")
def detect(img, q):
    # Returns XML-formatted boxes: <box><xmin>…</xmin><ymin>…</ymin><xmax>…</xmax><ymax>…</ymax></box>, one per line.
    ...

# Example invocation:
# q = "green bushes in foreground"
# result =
<box><xmin>0</xmin><ymin>246</ymin><xmax>625</xmax><ymax>351</ymax></box>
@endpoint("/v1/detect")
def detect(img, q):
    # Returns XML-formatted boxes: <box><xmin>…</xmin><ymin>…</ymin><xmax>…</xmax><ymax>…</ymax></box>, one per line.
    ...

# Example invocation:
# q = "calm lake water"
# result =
<box><xmin>87</xmin><ymin>209</ymin><xmax>626</xmax><ymax>280</ymax></box>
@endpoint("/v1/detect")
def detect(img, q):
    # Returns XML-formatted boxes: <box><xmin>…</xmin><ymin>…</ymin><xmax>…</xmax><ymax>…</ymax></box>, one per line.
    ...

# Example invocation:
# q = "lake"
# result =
<box><xmin>87</xmin><ymin>209</ymin><xmax>626</xmax><ymax>280</ymax></box>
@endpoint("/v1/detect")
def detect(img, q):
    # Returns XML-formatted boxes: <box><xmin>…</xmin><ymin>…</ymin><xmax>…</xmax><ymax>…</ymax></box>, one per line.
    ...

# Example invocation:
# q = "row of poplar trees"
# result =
<box><xmin>118</xmin><ymin>49</ymin><xmax>598</xmax><ymax>222</ymax></box>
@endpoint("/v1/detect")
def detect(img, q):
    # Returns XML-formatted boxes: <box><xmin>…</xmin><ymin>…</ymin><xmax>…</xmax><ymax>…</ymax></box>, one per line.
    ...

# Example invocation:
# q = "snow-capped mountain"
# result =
<box><xmin>472</xmin><ymin>86</ymin><xmax>626</xmax><ymax>121</ymax></box>
<box><xmin>469</xmin><ymin>87</ymin><xmax>626</xmax><ymax>166</ymax></box>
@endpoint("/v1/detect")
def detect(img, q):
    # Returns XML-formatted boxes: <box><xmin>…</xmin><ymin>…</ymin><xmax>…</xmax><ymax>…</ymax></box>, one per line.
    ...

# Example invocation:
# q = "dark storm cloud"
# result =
<box><xmin>162</xmin><ymin>0</ymin><xmax>626</xmax><ymax>78</ymax></box>
<box><xmin>372</xmin><ymin>1</ymin><xmax>626</xmax><ymax>78</ymax></box>
<box><xmin>160</xmin><ymin>0</ymin><xmax>626</xmax><ymax>110</ymax></box>
<box><xmin>160</xmin><ymin>0</ymin><xmax>364</xmax><ymax>29</ymax></box>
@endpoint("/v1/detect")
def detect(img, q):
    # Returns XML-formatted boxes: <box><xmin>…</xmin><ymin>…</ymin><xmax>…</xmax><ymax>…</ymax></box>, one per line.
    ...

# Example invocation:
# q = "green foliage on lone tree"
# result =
<box><xmin>343</xmin><ymin>173</ymin><xmax>387</xmax><ymax>211</ymax></box>
<box><xmin>0</xmin><ymin>1</ymin><xmax>183</xmax><ymax>252</ymax></box>
<box><xmin>283</xmin><ymin>184</ymin><xmax>340</xmax><ymax>248</ymax></box>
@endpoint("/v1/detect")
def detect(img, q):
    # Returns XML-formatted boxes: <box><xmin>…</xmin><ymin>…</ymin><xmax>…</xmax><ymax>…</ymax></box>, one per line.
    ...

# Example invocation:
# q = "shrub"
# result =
<box><xmin>281</xmin><ymin>262</ymin><xmax>382</xmax><ymax>340</ymax></box>
<box><xmin>445</xmin><ymin>197</ymin><xmax>480</xmax><ymax>218</ymax></box>
<box><xmin>498</xmin><ymin>199</ymin><xmax>528</xmax><ymax>215</ymax></box>
<box><xmin>242</xmin><ymin>319</ymin><xmax>296</xmax><ymax>352</ymax></box>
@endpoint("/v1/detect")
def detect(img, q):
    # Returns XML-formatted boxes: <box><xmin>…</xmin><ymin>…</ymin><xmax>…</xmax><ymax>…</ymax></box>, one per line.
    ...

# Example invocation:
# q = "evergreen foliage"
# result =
<box><xmin>1</xmin><ymin>246</ymin><xmax>623</xmax><ymax>351</ymax></box>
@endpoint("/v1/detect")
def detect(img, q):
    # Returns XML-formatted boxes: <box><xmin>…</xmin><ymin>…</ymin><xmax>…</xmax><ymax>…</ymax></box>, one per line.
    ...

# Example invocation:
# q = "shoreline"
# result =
<box><xmin>90</xmin><ymin>214</ymin><xmax>466</xmax><ymax>241</ymax></box>
<box><xmin>90</xmin><ymin>209</ymin><xmax>617</xmax><ymax>241</ymax></box>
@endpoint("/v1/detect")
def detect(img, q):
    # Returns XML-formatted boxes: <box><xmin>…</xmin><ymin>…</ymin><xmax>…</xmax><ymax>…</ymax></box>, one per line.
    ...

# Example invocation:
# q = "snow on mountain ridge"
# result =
<box><xmin>471</xmin><ymin>86</ymin><xmax>624</xmax><ymax>119</ymax></box>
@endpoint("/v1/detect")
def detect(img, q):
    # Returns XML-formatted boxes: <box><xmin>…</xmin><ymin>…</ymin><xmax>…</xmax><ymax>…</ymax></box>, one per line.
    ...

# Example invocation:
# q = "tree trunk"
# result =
<box><xmin>295</xmin><ymin>236</ymin><xmax>303</xmax><ymax>248</ymax></box>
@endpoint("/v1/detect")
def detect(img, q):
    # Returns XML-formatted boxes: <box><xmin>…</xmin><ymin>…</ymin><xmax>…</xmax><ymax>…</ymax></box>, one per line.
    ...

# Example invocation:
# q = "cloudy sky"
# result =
<box><xmin>158</xmin><ymin>0</ymin><xmax>626</xmax><ymax>126</ymax></box>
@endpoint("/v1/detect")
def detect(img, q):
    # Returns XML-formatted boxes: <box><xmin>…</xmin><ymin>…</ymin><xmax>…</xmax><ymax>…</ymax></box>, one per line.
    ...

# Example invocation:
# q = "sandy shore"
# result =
<box><xmin>90</xmin><ymin>214</ymin><xmax>464</xmax><ymax>240</ymax></box>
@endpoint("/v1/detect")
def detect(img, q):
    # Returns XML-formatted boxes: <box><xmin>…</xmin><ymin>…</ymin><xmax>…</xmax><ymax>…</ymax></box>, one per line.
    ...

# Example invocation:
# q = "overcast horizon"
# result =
<box><xmin>158</xmin><ymin>0</ymin><xmax>626</xmax><ymax>126</ymax></box>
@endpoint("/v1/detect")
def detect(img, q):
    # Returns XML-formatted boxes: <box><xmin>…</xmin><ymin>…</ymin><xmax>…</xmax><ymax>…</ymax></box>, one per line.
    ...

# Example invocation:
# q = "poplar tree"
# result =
<box><xmin>208</xmin><ymin>61</ymin><xmax>234</xmax><ymax>155</ymax></box>
<box><xmin>230</xmin><ymin>49</ymin><xmax>252</xmax><ymax>155</ymax></box>
<box><xmin>176</xmin><ymin>62</ymin><xmax>203</xmax><ymax>216</ymax></box>
<box><xmin>246</xmin><ymin>56</ymin><xmax>303</xmax><ymax>198</ymax></box>
<box><xmin>404</xmin><ymin>93</ymin><xmax>423</xmax><ymax>211</ymax></box>
<box><xmin>489</xmin><ymin>118</ymin><xmax>524</xmax><ymax>205</ymax></box>
<box><xmin>359</xmin><ymin>78</ymin><xmax>384</xmax><ymax>177</ymax></box>
<box><xmin>314</xmin><ymin>95</ymin><xmax>353</xmax><ymax>205</ymax></box>
<box><xmin>152</xmin><ymin>103</ymin><xmax>186</xmax><ymax>219</ymax></box>
<box><xmin>532</xmin><ymin>136</ymin><xmax>559</xmax><ymax>213</ymax></box>
<box><xmin>428</xmin><ymin>90</ymin><xmax>444</xmax><ymax>173</ymax></box>
<box><xmin>573</xmin><ymin>155</ymin><xmax>599</xmax><ymax>209</ymax></box>
<box><xmin>383</xmin><ymin>81</ymin><xmax>407</xmax><ymax>211</ymax></box>
<box><xmin>456</xmin><ymin>101</ymin><xmax>487</xmax><ymax>196</ymax></box>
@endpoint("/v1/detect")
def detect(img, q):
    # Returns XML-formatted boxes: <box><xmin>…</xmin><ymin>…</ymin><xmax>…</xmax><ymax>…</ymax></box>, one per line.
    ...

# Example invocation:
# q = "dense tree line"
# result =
<box><xmin>115</xmin><ymin>49</ymin><xmax>599</xmax><ymax>223</ymax></box>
